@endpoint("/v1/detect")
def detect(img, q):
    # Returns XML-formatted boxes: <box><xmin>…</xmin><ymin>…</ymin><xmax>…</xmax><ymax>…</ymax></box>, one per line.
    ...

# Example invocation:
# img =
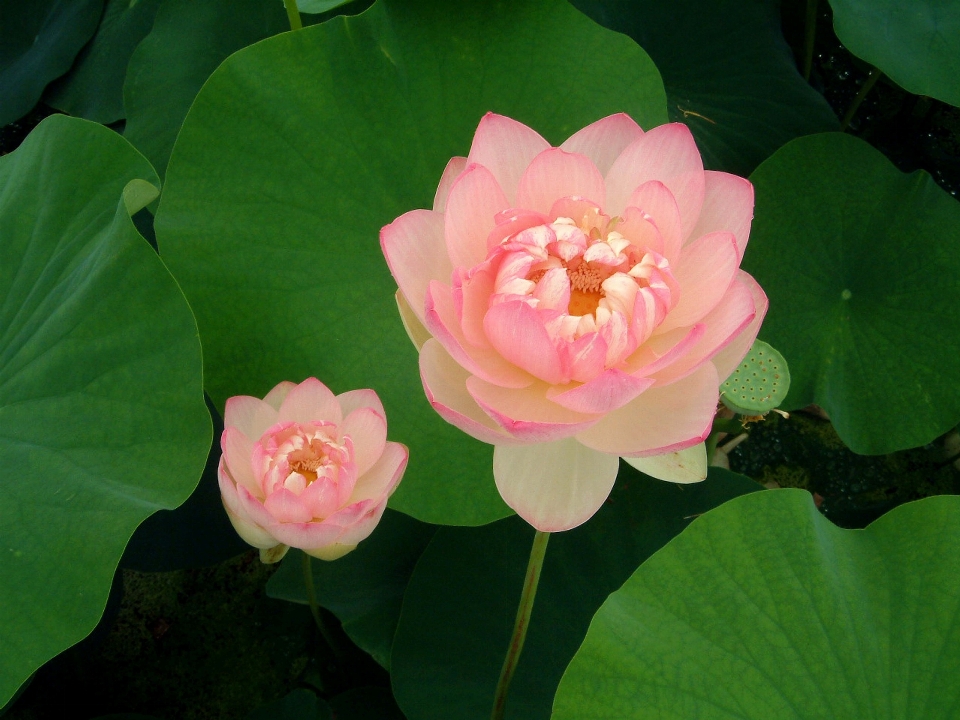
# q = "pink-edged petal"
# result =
<box><xmin>350</xmin><ymin>441</ymin><xmax>408</xmax><ymax>504</ymax></box>
<box><xmin>605</xmin><ymin>123</ymin><xmax>705</xmax><ymax>239</ymax></box>
<box><xmin>434</xmin><ymin>156</ymin><xmax>468</xmax><ymax>212</ymax></box>
<box><xmin>425</xmin><ymin>281</ymin><xmax>533</xmax><ymax>388</ymax></box>
<box><xmin>263</xmin><ymin>381</ymin><xmax>297</xmax><ymax>411</ymax></box>
<box><xmin>381</xmin><ymin>209</ymin><xmax>451</xmax><ymax>324</ymax></box>
<box><xmin>546</xmin><ymin>369</ymin><xmax>654</xmax><ymax>414</ymax></box>
<box><xmin>493</xmin><ymin>439</ymin><xmax>620</xmax><ymax>532</ymax></box>
<box><xmin>396</xmin><ymin>290</ymin><xmax>432</xmax><ymax>350</ymax></box>
<box><xmin>563</xmin><ymin>331</ymin><xmax>608</xmax><ymax>384</ymax></box>
<box><xmin>466</xmin><ymin>376</ymin><xmax>601</xmax><ymax>443</ymax></box>
<box><xmin>467</xmin><ymin>113</ymin><xmax>551</xmax><ymax>203</ymax></box>
<box><xmin>278</xmin><ymin>377</ymin><xmax>342</xmax><ymax>426</ymax></box>
<box><xmin>333</xmin><ymin>500</ymin><xmax>389</xmax><ymax>547</ymax></box>
<box><xmin>221</xmin><ymin>426</ymin><xmax>259</xmax><ymax>496</ymax></box>
<box><xmin>340</xmin><ymin>407</ymin><xmax>387</xmax><ymax>476</ymax></box>
<box><xmin>623</xmin><ymin>443</ymin><xmax>708</xmax><ymax>483</ymax></box>
<box><xmin>515</xmin><ymin>148</ymin><xmax>606</xmax><ymax>216</ymax></box>
<box><xmin>221</xmin><ymin>501</ymin><xmax>277</xmax><ymax>549</ymax></box>
<box><xmin>617</xmin><ymin>206</ymin><xmax>665</xmax><ymax>257</ymax></box>
<box><xmin>576</xmin><ymin>363</ymin><xmax>719</xmax><ymax>455</ymax></box>
<box><xmin>624</xmin><ymin>181</ymin><xmax>682</xmax><ymax>264</ymax></box>
<box><xmin>622</xmin><ymin>324</ymin><xmax>706</xmax><ymax>377</ymax></box>
<box><xmin>264</xmin><ymin>487</ymin><xmax>314</xmax><ymax>523</ymax></box>
<box><xmin>336</xmin><ymin>388</ymin><xmax>385</xmax><ymax>421</ymax></box>
<box><xmin>265</xmin><ymin>518</ymin><xmax>343</xmax><ymax>552</ymax></box>
<box><xmin>299</xmin><ymin>477</ymin><xmax>342</xmax><ymax>520</ymax></box>
<box><xmin>651</xmin><ymin>276</ymin><xmax>757</xmax><ymax>385</ymax></box>
<box><xmin>712</xmin><ymin>271</ymin><xmax>768</xmax><ymax>380</ymax></box>
<box><xmin>688</xmin><ymin>171</ymin><xmax>754</xmax><ymax>259</ymax></box>
<box><xmin>445</xmin><ymin>163</ymin><xmax>511</xmax><ymax>269</ymax></box>
<box><xmin>236</xmin><ymin>480</ymin><xmax>283</xmax><ymax>530</ymax></box>
<box><xmin>420</xmin><ymin>338</ymin><xmax>519</xmax><ymax>445</ymax></box>
<box><xmin>658</xmin><ymin>231</ymin><xmax>739</xmax><ymax>332</ymax></box>
<box><xmin>560</xmin><ymin>113</ymin><xmax>644</xmax><ymax>175</ymax></box>
<box><xmin>223</xmin><ymin>395</ymin><xmax>279</xmax><ymax>440</ymax></box>
<box><xmin>455</xmin><ymin>263</ymin><xmax>497</xmax><ymax>348</ymax></box>
<box><xmin>483</xmin><ymin>300</ymin><xmax>564</xmax><ymax>384</ymax></box>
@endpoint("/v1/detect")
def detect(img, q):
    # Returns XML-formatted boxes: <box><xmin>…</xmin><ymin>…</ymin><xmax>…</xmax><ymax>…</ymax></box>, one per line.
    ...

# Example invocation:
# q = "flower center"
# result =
<box><xmin>258</xmin><ymin>422</ymin><xmax>353</xmax><ymax>495</ymax></box>
<box><xmin>566</xmin><ymin>260</ymin><xmax>606</xmax><ymax>316</ymax></box>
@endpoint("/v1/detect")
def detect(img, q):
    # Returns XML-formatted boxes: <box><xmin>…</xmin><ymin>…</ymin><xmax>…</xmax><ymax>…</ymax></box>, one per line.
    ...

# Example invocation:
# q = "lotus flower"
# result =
<box><xmin>381</xmin><ymin>113</ymin><xmax>766</xmax><ymax>532</ymax></box>
<box><xmin>218</xmin><ymin>378</ymin><xmax>408</xmax><ymax>562</ymax></box>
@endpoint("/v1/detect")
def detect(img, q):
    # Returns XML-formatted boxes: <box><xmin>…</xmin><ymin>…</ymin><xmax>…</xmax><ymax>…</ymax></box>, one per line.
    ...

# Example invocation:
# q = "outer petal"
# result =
<box><xmin>560</xmin><ymin>113</ymin><xmax>644</xmax><ymax>175</ymax></box>
<box><xmin>434</xmin><ymin>156</ymin><xmax>468</xmax><ymax>212</ymax></box>
<box><xmin>218</xmin><ymin>463</ymin><xmax>278</xmax><ymax>549</ymax></box>
<box><xmin>221</xmin><ymin>426</ymin><xmax>259</xmax><ymax>496</ymax></box>
<box><xmin>576</xmin><ymin>363</ymin><xmax>719</xmax><ymax>456</ymax></box>
<box><xmin>623</xmin><ymin>443</ymin><xmax>707</xmax><ymax>484</ymax></box>
<box><xmin>350</xmin><ymin>441</ymin><xmax>408</xmax><ymax>504</ymax></box>
<box><xmin>467</xmin><ymin>113</ymin><xmax>551</xmax><ymax>203</ymax></box>
<box><xmin>483</xmin><ymin>300</ymin><xmax>565</xmax><ymax>385</ymax></box>
<box><xmin>340</xmin><ymin>407</ymin><xmax>387</xmax><ymax>477</ymax></box>
<box><xmin>306</xmin><ymin>543</ymin><xmax>358</xmax><ymax>561</ymax></box>
<box><xmin>265</xmin><ymin>518</ymin><xmax>343</xmax><ymax>552</ymax></box>
<box><xmin>396</xmin><ymin>289</ymin><xmax>432</xmax><ymax>350</ymax></box>
<box><xmin>223</xmin><ymin>395</ymin><xmax>279</xmax><ymax>440</ymax></box>
<box><xmin>336</xmin><ymin>388</ymin><xmax>386</xmax><ymax>422</ymax></box>
<box><xmin>688</xmin><ymin>171</ymin><xmax>754</xmax><ymax>259</ymax></box>
<box><xmin>515</xmin><ymin>148</ymin><xmax>606</xmax><ymax>216</ymax></box>
<box><xmin>605</xmin><ymin>123</ymin><xmax>705</xmax><ymax>240</ymax></box>
<box><xmin>278</xmin><ymin>377</ymin><xmax>342</xmax><ymax>426</ymax></box>
<box><xmin>445</xmin><ymin>163</ymin><xmax>511</xmax><ymax>269</ymax></box>
<box><xmin>263</xmin><ymin>381</ymin><xmax>297</xmax><ymax>411</ymax></box>
<box><xmin>658</xmin><ymin>231</ymin><xmax>739</xmax><ymax>332</ymax></box>
<box><xmin>419</xmin><ymin>338</ymin><xmax>518</xmax><ymax>445</ymax></box>
<box><xmin>381</xmin><ymin>209</ymin><xmax>451</xmax><ymax>325</ymax></box>
<box><xmin>712</xmin><ymin>271</ymin><xmax>768</xmax><ymax>380</ymax></box>
<box><xmin>545</xmin><ymin>369</ymin><xmax>655</xmax><ymax>414</ymax></box>
<box><xmin>467</xmin><ymin>376</ymin><xmax>601</xmax><ymax>443</ymax></box>
<box><xmin>493</xmin><ymin>439</ymin><xmax>620</xmax><ymax>532</ymax></box>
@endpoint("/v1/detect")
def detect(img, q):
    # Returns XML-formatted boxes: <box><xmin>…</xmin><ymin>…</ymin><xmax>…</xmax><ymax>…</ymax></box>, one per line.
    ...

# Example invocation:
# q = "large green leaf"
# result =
<box><xmin>266</xmin><ymin>509</ymin><xmax>437</xmax><ymax>669</ymax></box>
<box><xmin>122</xmin><ymin>0</ymin><xmax>290</xmax><ymax>178</ymax></box>
<box><xmin>44</xmin><ymin>0</ymin><xmax>163</xmax><ymax>124</ymax></box>
<box><xmin>742</xmin><ymin>132</ymin><xmax>960</xmax><ymax>454</ymax></box>
<box><xmin>829</xmin><ymin>0</ymin><xmax>960</xmax><ymax>108</ymax></box>
<box><xmin>553</xmin><ymin>490</ymin><xmax>960</xmax><ymax>719</ymax></box>
<box><xmin>572</xmin><ymin>0</ymin><xmax>838</xmax><ymax>176</ymax></box>
<box><xmin>155</xmin><ymin>0</ymin><xmax>668</xmax><ymax>525</ymax></box>
<box><xmin>0</xmin><ymin>115</ymin><xmax>210</xmax><ymax>705</ymax></box>
<box><xmin>390</xmin><ymin>467</ymin><xmax>760</xmax><ymax>720</ymax></box>
<box><xmin>0</xmin><ymin>0</ymin><xmax>105</xmax><ymax>126</ymax></box>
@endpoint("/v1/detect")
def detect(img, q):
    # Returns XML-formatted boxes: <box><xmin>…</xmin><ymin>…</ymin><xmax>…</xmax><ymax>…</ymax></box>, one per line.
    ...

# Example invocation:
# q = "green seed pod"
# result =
<box><xmin>720</xmin><ymin>340</ymin><xmax>790</xmax><ymax>415</ymax></box>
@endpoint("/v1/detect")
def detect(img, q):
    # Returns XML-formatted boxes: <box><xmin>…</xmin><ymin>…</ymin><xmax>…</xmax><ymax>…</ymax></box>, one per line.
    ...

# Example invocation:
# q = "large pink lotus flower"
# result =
<box><xmin>381</xmin><ymin>113</ymin><xmax>766</xmax><ymax>532</ymax></box>
<box><xmin>218</xmin><ymin>378</ymin><xmax>408</xmax><ymax>563</ymax></box>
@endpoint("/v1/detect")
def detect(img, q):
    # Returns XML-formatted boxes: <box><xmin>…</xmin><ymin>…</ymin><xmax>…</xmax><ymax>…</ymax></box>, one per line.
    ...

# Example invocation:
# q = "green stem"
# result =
<box><xmin>841</xmin><ymin>68</ymin><xmax>882</xmax><ymax>131</ymax></box>
<box><xmin>803</xmin><ymin>0</ymin><xmax>818</xmax><ymax>81</ymax></box>
<box><xmin>283</xmin><ymin>0</ymin><xmax>302</xmax><ymax>31</ymax></box>
<box><xmin>301</xmin><ymin>551</ymin><xmax>343</xmax><ymax>661</ymax></box>
<box><xmin>491</xmin><ymin>530</ymin><xmax>551</xmax><ymax>720</ymax></box>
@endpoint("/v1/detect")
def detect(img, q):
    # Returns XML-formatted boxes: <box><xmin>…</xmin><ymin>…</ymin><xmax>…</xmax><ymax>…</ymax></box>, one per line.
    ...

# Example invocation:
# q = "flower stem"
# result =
<box><xmin>283</xmin><ymin>0</ymin><xmax>302</xmax><ymax>31</ymax></box>
<box><xmin>491</xmin><ymin>530</ymin><xmax>551</xmax><ymax>720</ymax></box>
<box><xmin>841</xmin><ymin>68</ymin><xmax>882</xmax><ymax>131</ymax></box>
<box><xmin>803</xmin><ymin>0</ymin><xmax>818</xmax><ymax>81</ymax></box>
<box><xmin>301</xmin><ymin>551</ymin><xmax>343</xmax><ymax>661</ymax></box>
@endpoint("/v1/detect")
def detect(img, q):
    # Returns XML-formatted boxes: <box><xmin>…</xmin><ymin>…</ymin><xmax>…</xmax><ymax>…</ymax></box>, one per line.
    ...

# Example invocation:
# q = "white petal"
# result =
<box><xmin>622</xmin><ymin>443</ymin><xmax>708</xmax><ymax>484</ymax></box>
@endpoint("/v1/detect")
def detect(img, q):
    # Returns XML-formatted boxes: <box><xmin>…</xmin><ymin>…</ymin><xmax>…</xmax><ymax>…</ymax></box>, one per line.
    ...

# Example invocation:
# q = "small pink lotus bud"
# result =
<box><xmin>217</xmin><ymin>378</ymin><xmax>408</xmax><ymax>563</ymax></box>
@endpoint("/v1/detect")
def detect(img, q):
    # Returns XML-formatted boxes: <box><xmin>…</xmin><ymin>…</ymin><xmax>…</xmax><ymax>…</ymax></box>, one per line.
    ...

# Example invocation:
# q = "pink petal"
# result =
<box><xmin>605</xmin><ymin>123</ymin><xmax>705</xmax><ymax>240</ymax></box>
<box><xmin>624</xmin><ymin>181</ymin><xmax>682</xmax><ymax>264</ymax></box>
<box><xmin>622</xmin><ymin>324</ymin><xmax>706</xmax><ymax>377</ymax></box>
<box><xmin>419</xmin><ymin>338</ymin><xmax>518</xmax><ymax>445</ymax></box>
<box><xmin>221</xmin><ymin>426</ymin><xmax>259</xmax><ymax>496</ymax></box>
<box><xmin>263</xmin><ymin>381</ymin><xmax>297</xmax><ymax>411</ymax></box>
<box><xmin>466</xmin><ymin>376</ymin><xmax>601</xmax><ymax>443</ymax></box>
<box><xmin>454</xmin><ymin>262</ymin><xmax>496</xmax><ymax>348</ymax></box>
<box><xmin>623</xmin><ymin>443</ymin><xmax>707</xmax><ymax>483</ymax></box>
<box><xmin>688</xmin><ymin>171</ymin><xmax>754</xmax><ymax>259</ymax></box>
<box><xmin>299</xmin><ymin>477</ymin><xmax>342</xmax><ymax>520</ymax></box>
<box><xmin>434</xmin><ymin>156</ymin><xmax>468</xmax><ymax>212</ymax></box>
<box><xmin>333</xmin><ymin>500</ymin><xmax>389</xmax><ymax>546</ymax></box>
<box><xmin>560</xmin><ymin>114</ymin><xmax>645</xmax><ymax>175</ymax></box>
<box><xmin>264</xmin><ymin>487</ymin><xmax>314</xmax><ymax>523</ymax></box>
<box><xmin>336</xmin><ymin>388</ymin><xmax>385</xmax><ymax>421</ymax></box>
<box><xmin>711</xmin><ymin>271</ymin><xmax>768</xmax><ymax>380</ymax></box>
<box><xmin>515</xmin><ymin>148</ymin><xmax>606</xmax><ymax>216</ymax></box>
<box><xmin>467</xmin><ymin>113</ymin><xmax>551</xmax><ymax>203</ymax></box>
<box><xmin>575</xmin><ymin>363</ymin><xmax>719</xmax><ymax>455</ymax></box>
<box><xmin>546</xmin><ymin>369</ymin><xmax>654</xmax><ymax>414</ymax></box>
<box><xmin>396</xmin><ymin>289</ymin><xmax>432</xmax><ymax>350</ymax></box>
<box><xmin>278</xmin><ymin>377</ymin><xmax>342</xmax><ymax>426</ymax></box>
<box><xmin>350</xmin><ymin>441</ymin><xmax>408</xmax><ymax>504</ymax></box>
<box><xmin>651</xmin><ymin>276</ymin><xmax>757</xmax><ymax>385</ymax></box>
<box><xmin>616</xmin><ymin>206</ymin><xmax>665</xmax><ymax>257</ymax></box>
<box><xmin>493</xmin><ymin>439</ymin><xmax>620</xmax><ymax>532</ymax></box>
<box><xmin>381</xmin><ymin>209</ymin><xmax>451</xmax><ymax>325</ymax></box>
<box><xmin>445</xmin><ymin>163</ymin><xmax>511</xmax><ymax>270</ymax></box>
<box><xmin>425</xmin><ymin>281</ymin><xmax>534</xmax><ymax>388</ymax></box>
<box><xmin>223</xmin><ymin>395</ymin><xmax>279</xmax><ymax>441</ymax></box>
<box><xmin>235</xmin><ymin>480</ymin><xmax>281</xmax><ymax>531</ymax></box>
<box><xmin>483</xmin><ymin>300</ymin><xmax>564</xmax><ymax>384</ymax></box>
<box><xmin>658</xmin><ymin>231</ymin><xmax>739</xmax><ymax>332</ymax></box>
<box><xmin>340</xmin><ymin>407</ymin><xmax>387</xmax><ymax>476</ymax></box>
<box><xmin>265</xmin><ymin>519</ymin><xmax>343</xmax><ymax>552</ymax></box>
